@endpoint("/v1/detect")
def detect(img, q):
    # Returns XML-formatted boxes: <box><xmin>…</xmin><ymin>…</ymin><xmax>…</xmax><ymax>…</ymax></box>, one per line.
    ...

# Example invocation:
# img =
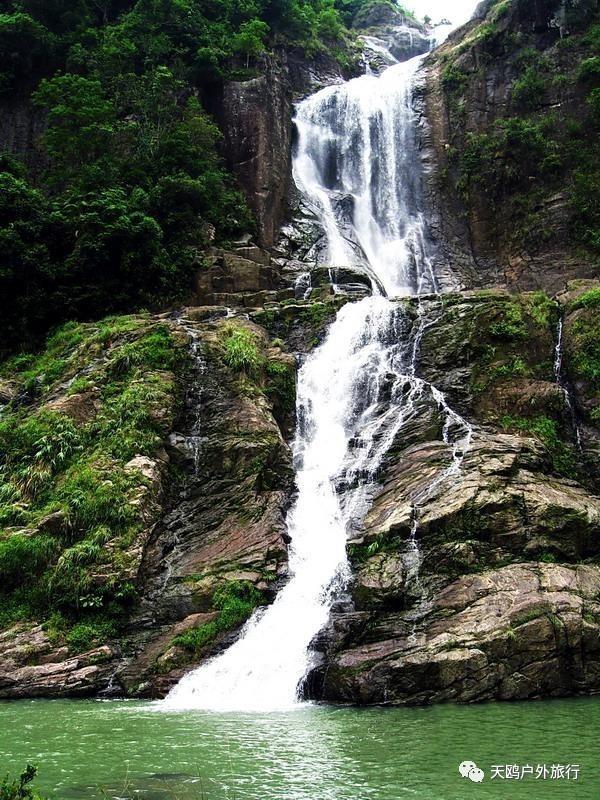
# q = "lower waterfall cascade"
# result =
<box><xmin>162</xmin><ymin>35</ymin><xmax>473</xmax><ymax>713</ymax></box>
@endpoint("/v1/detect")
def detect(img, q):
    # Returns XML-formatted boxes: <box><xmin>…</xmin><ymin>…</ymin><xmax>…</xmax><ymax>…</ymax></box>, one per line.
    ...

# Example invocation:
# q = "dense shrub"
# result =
<box><xmin>0</xmin><ymin>317</ymin><xmax>182</xmax><ymax>638</ymax></box>
<box><xmin>0</xmin><ymin>765</ymin><xmax>46</xmax><ymax>800</ymax></box>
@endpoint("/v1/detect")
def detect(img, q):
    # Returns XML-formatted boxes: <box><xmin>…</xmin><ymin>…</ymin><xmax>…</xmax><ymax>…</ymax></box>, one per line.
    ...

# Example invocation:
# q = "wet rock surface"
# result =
<box><xmin>316</xmin><ymin>563</ymin><xmax>600</xmax><ymax>704</ymax></box>
<box><xmin>305</xmin><ymin>290</ymin><xmax>600</xmax><ymax>705</ymax></box>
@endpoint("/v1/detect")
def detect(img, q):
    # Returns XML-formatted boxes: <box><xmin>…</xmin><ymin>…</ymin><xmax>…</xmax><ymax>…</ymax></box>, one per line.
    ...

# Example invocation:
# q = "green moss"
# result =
<box><xmin>512</xmin><ymin>608</ymin><xmax>547</xmax><ymax>627</ymax></box>
<box><xmin>455</xmin><ymin>21</ymin><xmax>498</xmax><ymax>55</ymax></box>
<box><xmin>265</xmin><ymin>360</ymin><xmax>296</xmax><ymax>418</ymax></box>
<box><xmin>459</xmin><ymin>117</ymin><xmax>561</xmax><ymax>198</ymax></box>
<box><xmin>442</xmin><ymin>63</ymin><xmax>470</xmax><ymax>93</ymax></box>
<box><xmin>572</xmin><ymin>288</ymin><xmax>600</xmax><ymax>310</ymax></box>
<box><xmin>173</xmin><ymin>580</ymin><xmax>265</xmax><ymax>653</ymax></box>
<box><xmin>500</xmin><ymin>415</ymin><xmax>578</xmax><ymax>478</ymax></box>
<box><xmin>490</xmin><ymin>0</ymin><xmax>511</xmax><ymax>22</ymax></box>
<box><xmin>570</xmin><ymin>316</ymin><xmax>600</xmax><ymax>388</ymax></box>
<box><xmin>488</xmin><ymin>302</ymin><xmax>527</xmax><ymax>340</ymax></box>
<box><xmin>466</xmin><ymin>293</ymin><xmax>558</xmax><ymax>403</ymax></box>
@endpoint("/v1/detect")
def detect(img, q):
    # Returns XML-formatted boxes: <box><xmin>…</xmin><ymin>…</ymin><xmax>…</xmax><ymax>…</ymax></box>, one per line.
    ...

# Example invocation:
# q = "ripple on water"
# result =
<box><xmin>0</xmin><ymin>698</ymin><xmax>599</xmax><ymax>800</ymax></box>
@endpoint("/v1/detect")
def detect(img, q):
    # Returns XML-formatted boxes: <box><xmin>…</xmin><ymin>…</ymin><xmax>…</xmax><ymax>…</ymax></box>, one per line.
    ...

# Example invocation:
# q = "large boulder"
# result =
<box><xmin>317</xmin><ymin>563</ymin><xmax>600</xmax><ymax>704</ymax></box>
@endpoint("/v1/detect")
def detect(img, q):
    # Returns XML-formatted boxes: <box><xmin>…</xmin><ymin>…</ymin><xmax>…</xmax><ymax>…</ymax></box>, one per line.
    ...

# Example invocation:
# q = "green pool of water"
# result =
<box><xmin>0</xmin><ymin>698</ymin><xmax>597</xmax><ymax>799</ymax></box>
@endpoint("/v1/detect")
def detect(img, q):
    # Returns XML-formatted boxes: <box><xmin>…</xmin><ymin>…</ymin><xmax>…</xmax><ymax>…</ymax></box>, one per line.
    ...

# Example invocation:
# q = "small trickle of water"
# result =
<box><xmin>554</xmin><ymin>314</ymin><xmax>583</xmax><ymax>450</ymax></box>
<box><xmin>181</xmin><ymin>323</ymin><xmax>208</xmax><ymax>474</ymax></box>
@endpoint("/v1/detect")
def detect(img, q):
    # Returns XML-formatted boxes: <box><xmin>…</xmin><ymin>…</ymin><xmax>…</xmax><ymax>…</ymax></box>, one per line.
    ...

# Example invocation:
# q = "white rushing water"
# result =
<box><xmin>293</xmin><ymin>55</ymin><xmax>436</xmax><ymax>297</ymax></box>
<box><xmin>163</xmin><ymin>37</ymin><xmax>472</xmax><ymax>712</ymax></box>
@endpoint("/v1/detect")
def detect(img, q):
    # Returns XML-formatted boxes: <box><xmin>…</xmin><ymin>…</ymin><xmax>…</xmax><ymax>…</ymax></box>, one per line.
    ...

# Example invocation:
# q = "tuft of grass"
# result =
<box><xmin>222</xmin><ymin>326</ymin><xmax>263</xmax><ymax>376</ymax></box>
<box><xmin>173</xmin><ymin>581</ymin><xmax>265</xmax><ymax>654</ymax></box>
<box><xmin>500</xmin><ymin>415</ymin><xmax>578</xmax><ymax>478</ymax></box>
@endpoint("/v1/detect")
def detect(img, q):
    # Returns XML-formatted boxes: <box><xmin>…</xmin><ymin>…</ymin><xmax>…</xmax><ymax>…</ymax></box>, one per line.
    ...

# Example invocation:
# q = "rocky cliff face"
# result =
<box><xmin>0</xmin><ymin>310</ymin><xmax>297</xmax><ymax>698</ymax></box>
<box><xmin>1</xmin><ymin>1</ymin><xmax>599</xmax><ymax>707</ymax></box>
<box><xmin>424</xmin><ymin>0</ymin><xmax>600</xmax><ymax>292</ymax></box>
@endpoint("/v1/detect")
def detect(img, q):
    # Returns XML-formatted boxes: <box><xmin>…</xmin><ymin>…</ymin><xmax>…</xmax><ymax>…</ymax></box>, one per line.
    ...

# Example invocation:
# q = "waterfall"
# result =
<box><xmin>293</xmin><ymin>55</ymin><xmax>436</xmax><ymax>297</ymax></box>
<box><xmin>554</xmin><ymin>314</ymin><xmax>583</xmax><ymax>450</ymax></box>
<box><xmin>162</xmin><ymin>45</ymin><xmax>471</xmax><ymax>712</ymax></box>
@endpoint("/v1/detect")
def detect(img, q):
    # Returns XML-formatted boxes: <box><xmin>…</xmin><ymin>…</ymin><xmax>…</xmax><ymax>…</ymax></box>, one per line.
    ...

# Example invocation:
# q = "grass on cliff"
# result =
<box><xmin>173</xmin><ymin>581</ymin><xmax>265</xmax><ymax>654</ymax></box>
<box><xmin>0</xmin><ymin>316</ymin><xmax>184</xmax><ymax>648</ymax></box>
<box><xmin>441</xmin><ymin>6</ymin><xmax>600</xmax><ymax>260</ymax></box>
<box><xmin>219</xmin><ymin>322</ymin><xmax>296</xmax><ymax>427</ymax></box>
<box><xmin>566</xmin><ymin>289</ymin><xmax>600</xmax><ymax>396</ymax></box>
<box><xmin>469</xmin><ymin>293</ymin><xmax>558</xmax><ymax>398</ymax></box>
<box><xmin>500</xmin><ymin>415</ymin><xmax>578</xmax><ymax>478</ymax></box>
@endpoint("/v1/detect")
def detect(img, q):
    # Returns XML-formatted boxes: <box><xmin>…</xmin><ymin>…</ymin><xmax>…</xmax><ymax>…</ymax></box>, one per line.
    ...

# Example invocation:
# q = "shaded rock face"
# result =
<box><xmin>194</xmin><ymin>246</ymin><xmax>294</xmax><ymax>308</ymax></box>
<box><xmin>304</xmin><ymin>290</ymin><xmax>600</xmax><ymax>705</ymax></box>
<box><xmin>423</xmin><ymin>0</ymin><xmax>599</xmax><ymax>293</ymax></box>
<box><xmin>0</xmin><ymin>98</ymin><xmax>47</xmax><ymax>174</ymax></box>
<box><xmin>216</xmin><ymin>59</ymin><xmax>294</xmax><ymax>249</ymax></box>
<box><xmin>214</xmin><ymin>50</ymin><xmax>353</xmax><ymax>250</ymax></box>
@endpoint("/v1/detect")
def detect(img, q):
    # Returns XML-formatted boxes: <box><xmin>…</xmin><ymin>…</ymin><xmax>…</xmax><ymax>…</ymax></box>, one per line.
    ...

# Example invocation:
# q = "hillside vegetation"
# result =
<box><xmin>0</xmin><ymin>0</ymin><xmax>373</xmax><ymax>354</ymax></box>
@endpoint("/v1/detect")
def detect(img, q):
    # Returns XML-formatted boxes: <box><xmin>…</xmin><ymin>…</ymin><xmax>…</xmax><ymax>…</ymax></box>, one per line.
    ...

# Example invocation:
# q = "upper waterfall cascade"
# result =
<box><xmin>162</xmin><ymin>36</ymin><xmax>472</xmax><ymax>713</ymax></box>
<box><xmin>293</xmin><ymin>54</ymin><xmax>436</xmax><ymax>298</ymax></box>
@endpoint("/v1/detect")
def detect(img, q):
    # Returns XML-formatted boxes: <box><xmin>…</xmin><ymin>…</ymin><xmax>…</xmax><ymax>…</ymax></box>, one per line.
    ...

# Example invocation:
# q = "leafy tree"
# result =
<box><xmin>232</xmin><ymin>18</ymin><xmax>270</xmax><ymax>65</ymax></box>
<box><xmin>33</xmin><ymin>75</ymin><xmax>117</xmax><ymax>189</ymax></box>
<box><xmin>0</xmin><ymin>0</ymin><xmax>357</xmax><ymax>353</ymax></box>
<box><xmin>0</xmin><ymin>173</ymin><xmax>54</xmax><ymax>347</ymax></box>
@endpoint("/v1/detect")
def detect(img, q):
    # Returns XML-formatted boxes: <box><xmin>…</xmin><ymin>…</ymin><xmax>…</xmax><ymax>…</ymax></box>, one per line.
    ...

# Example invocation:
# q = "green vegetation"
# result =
<box><xmin>572</xmin><ymin>287</ymin><xmax>600</xmax><ymax>309</ymax></box>
<box><xmin>441</xmin><ymin>5</ymin><xmax>600</xmax><ymax>261</ymax></box>
<box><xmin>222</xmin><ymin>326</ymin><xmax>263</xmax><ymax>377</ymax></box>
<box><xmin>459</xmin><ymin>117</ymin><xmax>561</xmax><ymax>197</ymax></box>
<box><xmin>470</xmin><ymin>293</ymin><xmax>556</xmax><ymax>385</ymax></box>
<box><xmin>0</xmin><ymin>0</ymin><xmax>368</xmax><ymax>354</ymax></box>
<box><xmin>265</xmin><ymin>359</ymin><xmax>296</xmax><ymax>418</ymax></box>
<box><xmin>511</xmin><ymin>66</ymin><xmax>547</xmax><ymax>109</ymax></box>
<box><xmin>500</xmin><ymin>415</ymin><xmax>577</xmax><ymax>478</ymax></box>
<box><xmin>488</xmin><ymin>301</ymin><xmax>527</xmax><ymax>340</ymax></box>
<box><xmin>0</xmin><ymin>316</ymin><xmax>184</xmax><ymax>644</ymax></box>
<box><xmin>218</xmin><ymin>321</ymin><xmax>296</xmax><ymax>424</ymax></box>
<box><xmin>1</xmin><ymin>766</ymin><xmax>46</xmax><ymax>800</ymax></box>
<box><xmin>567</xmin><ymin>297</ymin><xmax>600</xmax><ymax>389</ymax></box>
<box><xmin>173</xmin><ymin>580</ymin><xmax>264</xmax><ymax>653</ymax></box>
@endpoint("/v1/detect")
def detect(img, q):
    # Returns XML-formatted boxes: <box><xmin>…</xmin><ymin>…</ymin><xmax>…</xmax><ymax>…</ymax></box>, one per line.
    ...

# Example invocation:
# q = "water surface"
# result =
<box><xmin>0</xmin><ymin>698</ymin><xmax>597</xmax><ymax>798</ymax></box>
